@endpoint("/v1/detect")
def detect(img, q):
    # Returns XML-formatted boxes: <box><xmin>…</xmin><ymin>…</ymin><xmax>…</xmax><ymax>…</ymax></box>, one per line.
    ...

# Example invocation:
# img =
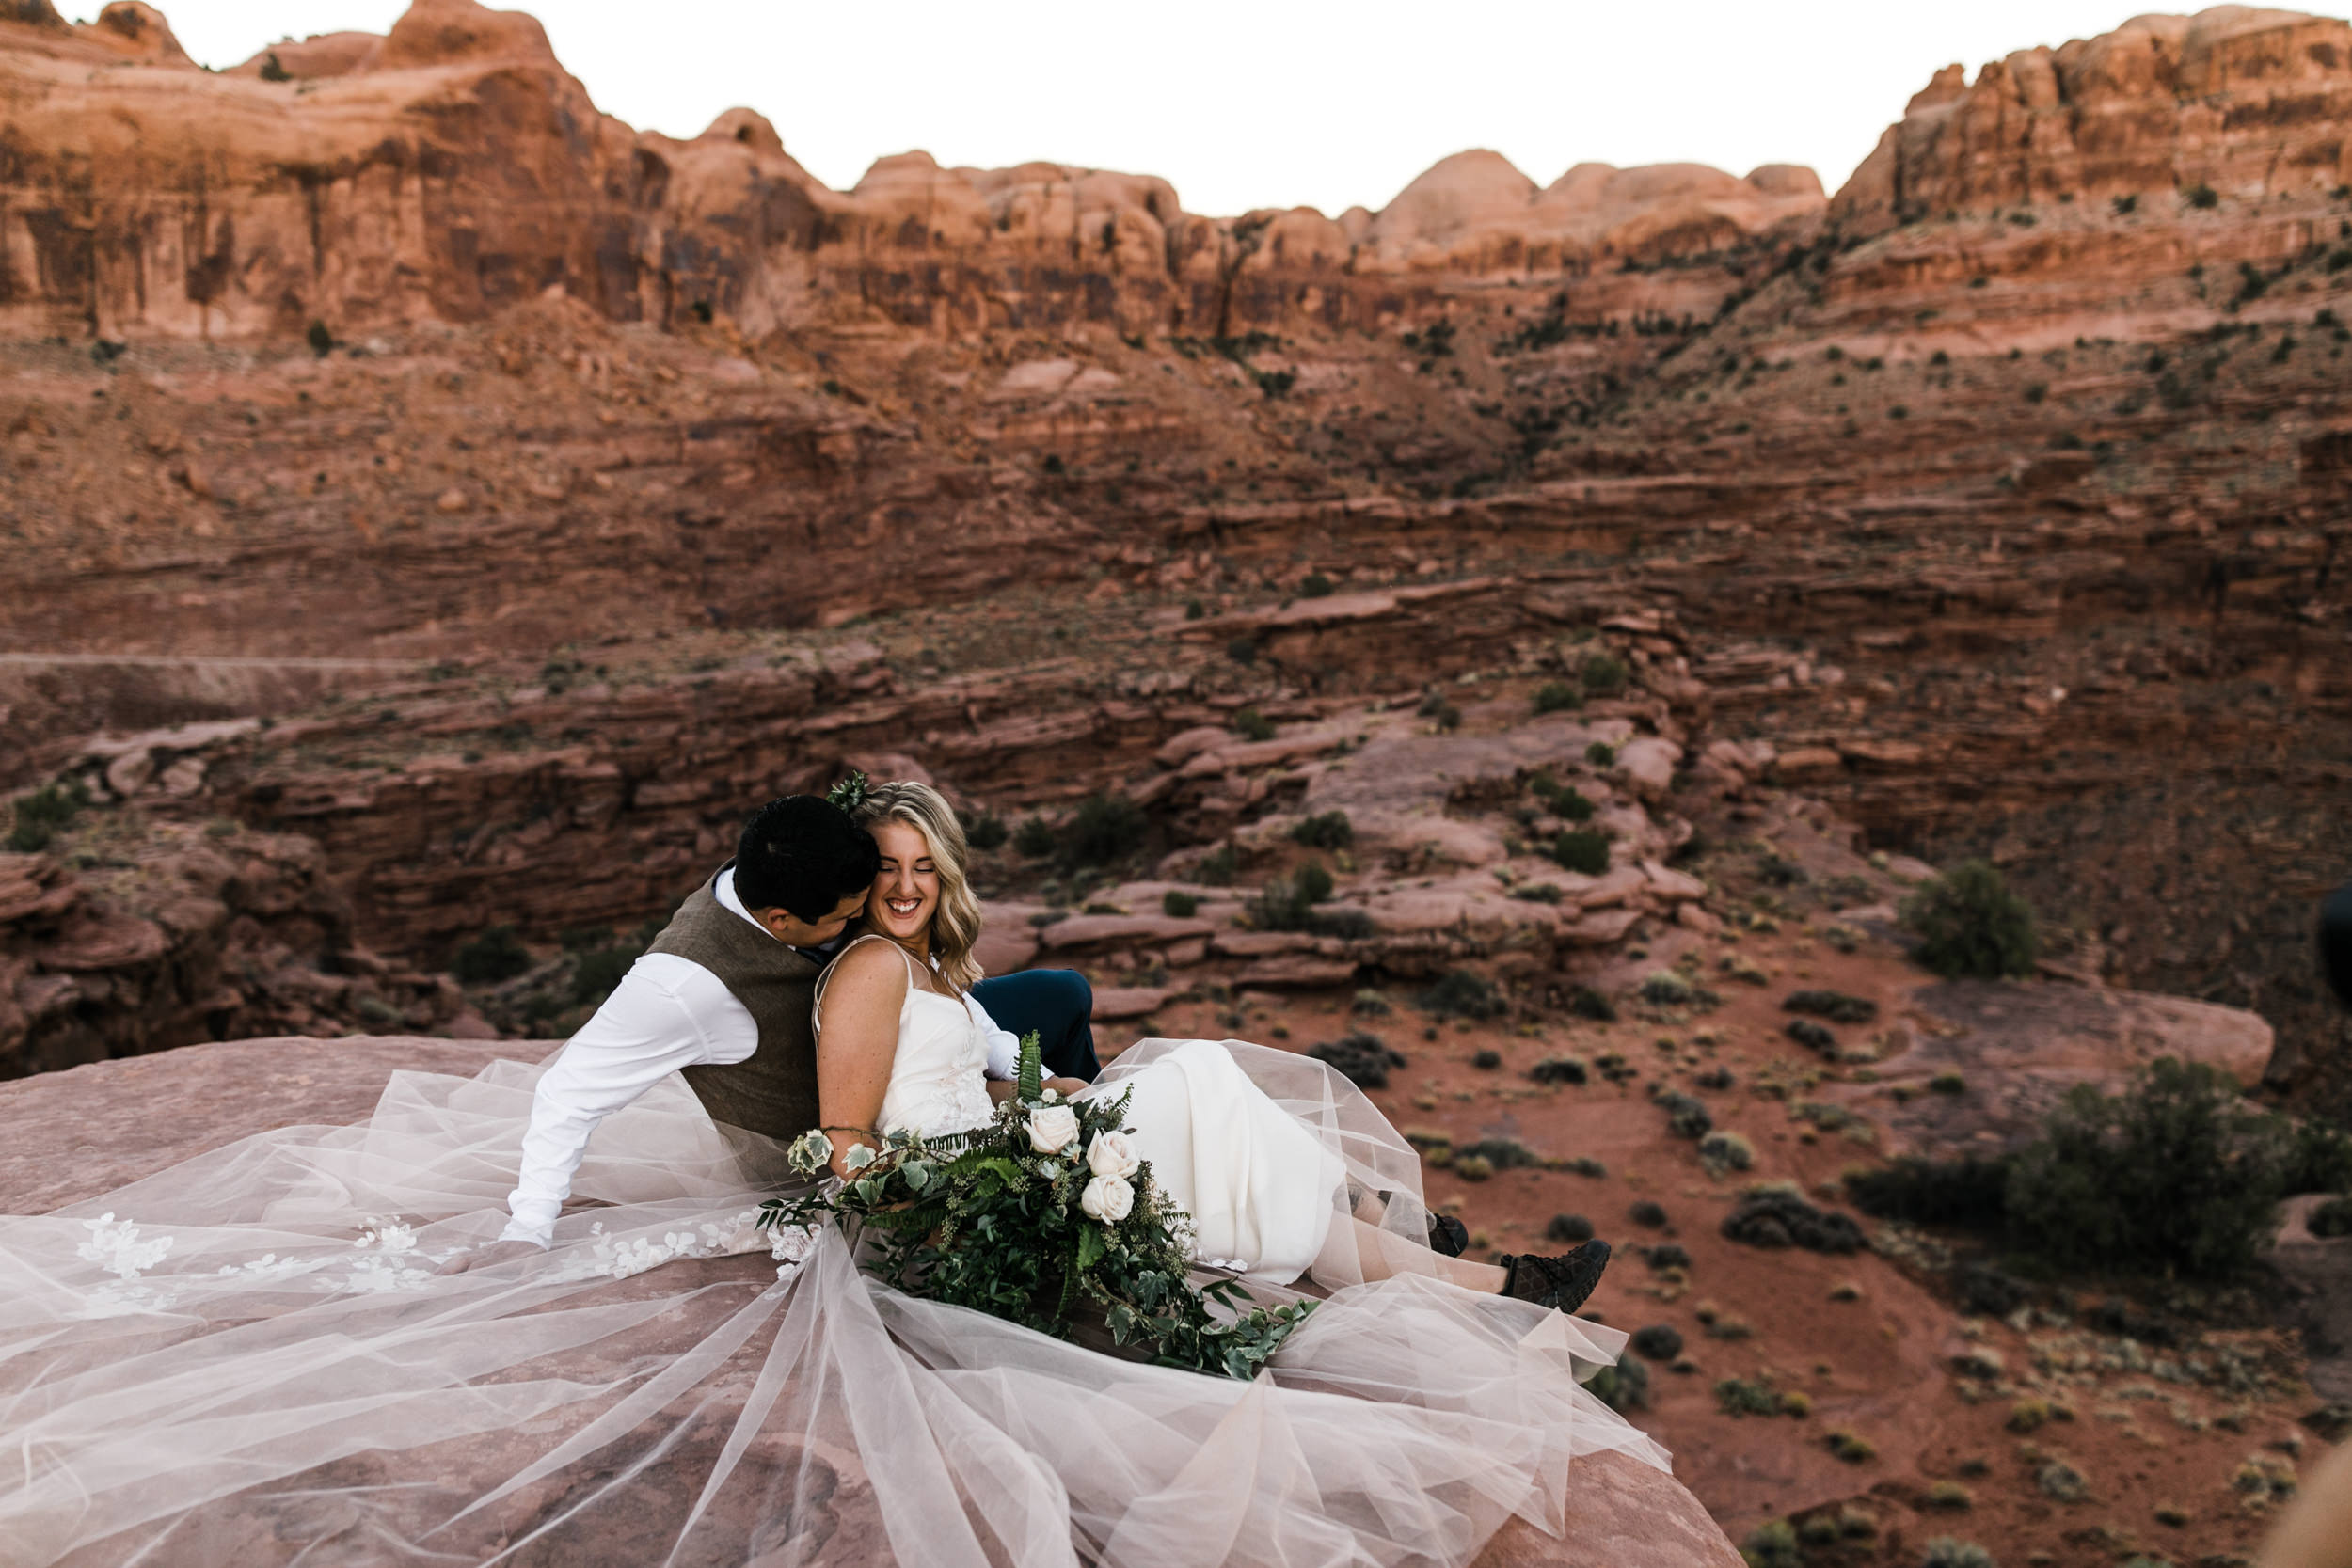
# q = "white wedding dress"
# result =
<box><xmin>853</xmin><ymin>937</ymin><xmax>1343</xmax><ymax>1284</ymax></box>
<box><xmin>0</xmin><ymin>963</ymin><xmax>1668</xmax><ymax>1567</ymax></box>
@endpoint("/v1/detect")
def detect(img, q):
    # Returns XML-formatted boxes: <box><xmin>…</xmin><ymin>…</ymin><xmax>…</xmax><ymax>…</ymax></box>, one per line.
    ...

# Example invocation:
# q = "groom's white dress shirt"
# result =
<box><xmin>500</xmin><ymin>867</ymin><xmax>1021</xmax><ymax>1246</ymax></box>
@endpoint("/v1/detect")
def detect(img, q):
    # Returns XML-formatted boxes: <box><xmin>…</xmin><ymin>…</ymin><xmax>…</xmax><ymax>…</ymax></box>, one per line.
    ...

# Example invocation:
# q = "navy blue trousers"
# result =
<box><xmin>970</xmin><ymin>968</ymin><xmax>1100</xmax><ymax>1082</ymax></box>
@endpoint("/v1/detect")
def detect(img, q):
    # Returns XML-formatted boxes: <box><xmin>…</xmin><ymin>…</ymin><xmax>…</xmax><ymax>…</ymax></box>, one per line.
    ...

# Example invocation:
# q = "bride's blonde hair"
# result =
<box><xmin>852</xmin><ymin>780</ymin><xmax>986</xmax><ymax>994</ymax></box>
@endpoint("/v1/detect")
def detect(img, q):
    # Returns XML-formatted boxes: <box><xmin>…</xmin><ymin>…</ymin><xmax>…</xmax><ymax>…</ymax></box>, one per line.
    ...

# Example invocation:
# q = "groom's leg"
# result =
<box><xmin>971</xmin><ymin>969</ymin><xmax>1100</xmax><ymax>1081</ymax></box>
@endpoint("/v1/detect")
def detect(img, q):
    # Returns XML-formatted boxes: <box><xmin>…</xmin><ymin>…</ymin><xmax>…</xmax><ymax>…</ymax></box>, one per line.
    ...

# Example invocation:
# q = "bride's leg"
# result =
<box><xmin>1315</xmin><ymin>1213</ymin><xmax>1506</xmax><ymax>1291</ymax></box>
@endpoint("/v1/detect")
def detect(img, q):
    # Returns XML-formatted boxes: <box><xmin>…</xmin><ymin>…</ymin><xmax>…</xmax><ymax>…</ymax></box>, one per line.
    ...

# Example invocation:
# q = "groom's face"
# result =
<box><xmin>763</xmin><ymin>889</ymin><xmax>868</xmax><ymax>948</ymax></box>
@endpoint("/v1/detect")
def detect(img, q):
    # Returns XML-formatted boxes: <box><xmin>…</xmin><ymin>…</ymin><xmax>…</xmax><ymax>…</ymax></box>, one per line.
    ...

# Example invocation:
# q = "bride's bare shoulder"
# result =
<box><xmin>820</xmin><ymin>938</ymin><xmax>913</xmax><ymax>1005</ymax></box>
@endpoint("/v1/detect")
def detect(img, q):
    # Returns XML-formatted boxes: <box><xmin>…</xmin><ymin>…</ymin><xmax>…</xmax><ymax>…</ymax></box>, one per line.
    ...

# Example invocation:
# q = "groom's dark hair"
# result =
<box><xmin>734</xmin><ymin>796</ymin><xmax>880</xmax><ymax>921</ymax></box>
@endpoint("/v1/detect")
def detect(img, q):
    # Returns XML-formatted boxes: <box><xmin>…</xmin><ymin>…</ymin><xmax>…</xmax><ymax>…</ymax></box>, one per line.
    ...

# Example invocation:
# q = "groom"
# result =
<box><xmin>482</xmin><ymin>793</ymin><xmax>1099</xmax><ymax>1257</ymax></box>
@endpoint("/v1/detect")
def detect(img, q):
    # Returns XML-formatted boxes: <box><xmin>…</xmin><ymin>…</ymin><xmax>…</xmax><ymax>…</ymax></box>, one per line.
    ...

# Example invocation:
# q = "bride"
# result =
<box><xmin>819</xmin><ymin>780</ymin><xmax>1614</xmax><ymax>1311</ymax></box>
<box><xmin>0</xmin><ymin>787</ymin><xmax>1666</xmax><ymax>1568</ymax></box>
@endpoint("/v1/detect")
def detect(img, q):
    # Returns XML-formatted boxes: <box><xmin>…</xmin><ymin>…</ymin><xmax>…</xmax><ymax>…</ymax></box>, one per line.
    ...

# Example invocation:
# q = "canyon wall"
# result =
<box><xmin>3</xmin><ymin>1</ymin><xmax>2350</xmax><ymax>1115</ymax></box>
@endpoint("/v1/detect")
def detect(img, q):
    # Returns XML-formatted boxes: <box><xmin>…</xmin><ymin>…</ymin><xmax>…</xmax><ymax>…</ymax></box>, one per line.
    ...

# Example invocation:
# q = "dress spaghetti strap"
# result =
<box><xmin>813</xmin><ymin>934</ymin><xmax>923</xmax><ymax>1035</ymax></box>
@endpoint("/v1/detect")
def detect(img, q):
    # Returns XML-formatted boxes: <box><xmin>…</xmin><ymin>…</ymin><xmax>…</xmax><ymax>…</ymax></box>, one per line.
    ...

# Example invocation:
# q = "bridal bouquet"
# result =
<box><xmin>757</xmin><ymin>1036</ymin><xmax>1315</xmax><ymax>1379</ymax></box>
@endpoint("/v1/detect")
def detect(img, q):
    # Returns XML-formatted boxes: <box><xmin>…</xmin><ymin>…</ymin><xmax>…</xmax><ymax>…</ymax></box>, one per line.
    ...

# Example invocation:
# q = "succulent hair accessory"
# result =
<box><xmin>825</xmin><ymin>769</ymin><xmax>870</xmax><ymax>814</ymax></box>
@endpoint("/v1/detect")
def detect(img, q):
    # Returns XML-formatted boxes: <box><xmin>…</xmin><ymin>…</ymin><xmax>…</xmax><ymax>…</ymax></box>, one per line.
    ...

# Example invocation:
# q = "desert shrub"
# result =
<box><xmin>1511</xmin><ymin>882</ymin><xmax>1565</xmax><ymax>904</ymax></box>
<box><xmin>1528</xmin><ymin>1055</ymin><xmax>1588</xmax><ymax>1085</ymax></box>
<box><xmin>1718</xmin><ymin>1377</ymin><xmax>1784</xmax><ymax>1418</ymax></box>
<box><xmin>1784</xmin><ymin>990</ymin><xmax>1878</xmax><ymax>1024</ymax></box>
<box><xmin>1470</xmin><ymin>1049</ymin><xmax>1502</xmax><ymax>1069</ymax></box>
<box><xmin>452</xmin><ymin>926</ymin><xmax>532</xmax><ymax>985</ymax></box>
<box><xmin>1694</xmin><ymin>1065</ymin><xmax>1736</xmax><ymax>1090</ymax></box>
<box><xmin>1644</xmin><ymin>1243</ymin><xmax>1692</xmax><ymax>1271</ymax></box>
<box><xmin>2005</xmin><ymin>1056</ymin><xmax>2293</xmax><ymax>1279</ymax></box>
<box><xmin>1351</xmin><ymin>989</ymin><xmax>1391</xmax><ymax>1015</ymax></box>
<box><xmin>1958</xmin><ymin>1263</ymin><xmax>2032</xmax><ymax>1317</ymax></box>
<box><xmin>1584</xmin><ymin>740</ymin><xmax>1616</xmax><ymax>767</ymax></box>
<box><xmin>1061</xmin><ymin>793</ymin><xmax>1147</xmax><ymax>867</ymax></box>
<box><xmin>1549</xmin><ymin>829</ymin><xmax>1613</xmax><ymax>874</ymax></box>
<box><xmin>1162</xmin><ymin>890</ymin><xmax>1200</xmax><ymax>918</ymax></box>
<box><xmin>2007</xmin><ymin>1397</ymin><xmax>2050</xmax><ymax>1433</ymax></box>
<box><xmin>1567</xmin><ymin>1156</ymin><xmax>1608</xmax><ymax>1178</ymax></box>
<box><xmin>1298</xmin><ymin>572</ymin><xmax>1333</xmax><ymax>596</ymax></box>
<box><xmin>1924</xmin><ymin>1481</ymin><xmax>1975</xmax><ymax>1511</ymax></box>
<box><xmin>1631</xmin><ymin>1323</ymin><xmax>1685</xmax><ymax>1361</ymax></box>
<box><xmin>1587</xmin><ymin>1352</ymin><xmax>1648</xmax><ymax>1412</ymax></box>
<box><xmin>1699</xmin><ymin>1131</ymin><xmax>1755</xmax><ymax>1176</ymax></box>
<box><xmin>1456</xmin><ymin>1136</ymin><xmax>1537</xmax><ymax>1169</ymax></box>
<box><xmin>1453</xmin><ymin>1154</ymin><xmax>1495</xmax><ymax>1181</ymax></box>
<box><xmin>567</xmin><ymin>941</ymin><xmax>641</xmax><ymax>1007</ymax></box>
<box><xmin>1628</xmin><ymin>1200</ymin><xmax>1669</xmax><ymax>1229</ymax></box>
<box><xmin>2312</xmin><ymin>1196</ymin><xmax>2352</xmax><ymax>1238</ymax></box>
<box><xmin>1419</xmin><ymin>969</ymin><xmax>1506</xmax><ymax>1020</ymax></box>
<box><xmin>306</xmin><ymin>319</ymin><xmax>334</xmax><ymax>356</ymax></box>
<box><xmin>1930</xmin><ymin>1071</ymin><xmax>1967</xmax><ymax>1096</ymax></box>
<box><xmin>1921</xmin><ymin>1540</ymin><xmax>1995</xmax><ymax>1568</ymax></box>
<box><xmin>1565</xmin><ymin>986</ymin><xmax>1616</xmax><ymax>1022</ymax></box>
<box><xmin>1581</xmin><ymin>652</ymin><xmax>1629</xmax><ymax>696</ymax></box>
<box><xmin>1232</xmin><ymin>708</ymin><xmax>1277</xmax><ymax>742</ymax></box>
<box><xmin>1226</xmin><ymin>637</ymin><xmax>1259</xmax><ymax>664</ymax></box>
<box><xmin>2285</xmin><ymin>1118</ymin><xmax>2352</xmax><ymax>1194</ymax></box>
<box><xmin>1723</xmin><ymin>1188</ymin><xmax>1865</xmax><ymax>1254</ymax></box>
<box><xmin>963</xmin><ymin>813</ymin><xmax>1009</xmax><ymax>851</ymax></box>
<box><xmin>1013</xmin><ymin>816</ymin><xmax>1057</xmax><ymax>859</ymax></box>
<box><xmin>1290</xmin><ymin>811</ymin><xmax>1354</xmax><ymax>850</ymax></box>
<box><xmin>1657</xmin><ymin>1091</ymin><xmax>1713</xmax><ymax>1139</ymax></box>
<box><xmin>259</xmin><ymin>50</ymin><xmax>292</xmax><ymax>82</ymax></box>
<box><xmin>1311</xmin><ymin>1031</ymin><xmax>1406</xmax><ymax>1089</ymax></box>
<box><xmin>1903</xmin><ymin>861</ymin><xmax>2038</xmax><ymax>979</ymax></box>
<box><xmin>1247</xmin><ymin>865</ymin><xmax>1343</xmax><ymax>931</ymax></box>
<box><xmin>1785</xmin><ymin>1019</ymin><xmax>1837</xmax><ymax>1053</ymax></box>
<box><xmin>1741</xmin><ymin>1518</ymin><xmax>1800</xmax><ymax>1568</ymax></box>
<box><xmin>1194</xmin><ymin>844</ymin><xmax>1237</xmax><ymax>885</ymax></box>
<box><xmin>1826</xmin><ymin>1429</ymin><xmax>1875</xmax><ymax>1464</ymax></box>
<box><xmin>1533</xmin><ymin>681</ymin><xmax>1581</xmax><ymax>714</ymax></box>
<box><xmin>1547</xmin><ymin>1212</ymin><xmax>1595</xmax><ymax>1243</ymax></box>
<box><xmin>1797</xmin><ymin>1514</ymin><xmax>1837</xmax><ymax>1546</ymax></box>
<box><xmin>2034</xmin><ymin>1458</ymin><xmax>2088</xmax><ymax>1501</ymax></box>
<box><xmin>6</xmin><ymin>781</ymin><xmax>88</xmax><ymax>853</ymax></box>
<box><xmin>1844</xmin><ymin>1156</ymin><xmax>2012</xmax><ymax>1230</ymax></box>
<box><xmin>1641</xmin><ymin>971</ymin><xmax>1715</xmax><ymax>1008</ymax></box>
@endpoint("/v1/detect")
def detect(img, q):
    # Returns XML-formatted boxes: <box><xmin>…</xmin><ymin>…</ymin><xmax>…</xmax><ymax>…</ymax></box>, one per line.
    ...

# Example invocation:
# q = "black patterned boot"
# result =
<box><xmin>1499</xmin><ymin>1241</ymin><xmax>1611</xmax><ymax>1313</ymax></box>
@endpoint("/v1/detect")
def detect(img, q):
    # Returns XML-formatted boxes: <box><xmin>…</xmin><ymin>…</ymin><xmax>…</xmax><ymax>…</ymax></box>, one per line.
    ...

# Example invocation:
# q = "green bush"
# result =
<box><xmin>2185</xmin><ymin>182</ymin><xmax>2219</xmax><ymax>210</ymax></box>
<box><xmin>1162</xmin><ymin>890</ymin><xmax>1200</xmax><ymax>919</ymax></box>
<box><xmin>1419</xmin><ymin>969</ymin><xmax>1506</xmax><ymax>1020</ymax></box>
<box><xmin>1013</xmin><ymin>816</ymin><xmax>1057</xmax><ymax>859</ymax></box>
<box><xmin>1225</xmin><ymin>637</ymin><xmax>1259</xmax><ymax>665</ymax></box>
<box><xmin>452</xmin><ymin>927</ymin><xmax>532</xmax><ymax>985</ymax></box>
<box><xmin>1246</xmin><ymin>864</ymin><xmax>1349</xmax><ymax>933</ymax></box>
<box><xmin>1232</xmin><ymin>708</ymin><xmax>1277</xmax><ymax>742</ymax></box>
<box><xmin>7</xmin><ymin>781</ymin><xmax>89</xmax><ymax>853</ymax></box>
<box><xmin>1298</xmin><ymin>572</ymin><xmax>1333</xmax><ymax>596</ymax></box>
<box><xmin>1844</xmin><ymin>1157</ymin><xmax>2012</xmax><ymax>1231</ymax></box>
<box><xmin>1658</xmin><ymin>1091</ymin><xmax>1712</xmax><ymax>1139</ymax></box>
<box><xmin>1534</xmin><ymin>680</ymin><xmax>1581</xmax><ymax>714</ymax></box>
<box><xmin>1740</xmin><ymin>1518</ymin><xmax>1799</xmax><ymax>1568</ymax></box>
<box><xmin>1581</xmin><ymin>652</ymin><xmax>1629</xmax><ymax>696</ymax></box>
<box><xmin>1921</xmin><ymin>1539</ymin><xmax>1996</xmax><ymax>1568</ymax></box>
<box><xmin>2311</xmin><ymin>1196</ymin><xmax>2352</xmax><ymax>1238</ymax></box>
<box><xmin>1290</xmin><ymin>811</ymin><xmax>1353</xmax><ymax>850</ymax></box>
<box><xmin>1700</xmin><ymin>1131</ymin><xmax>1755</xmax><ymax>1175</ymax></box>
<box><xmin>2006</xmin><ymin>1055</ymin><xmax>2291</xmax><ymax>1279</ymax></box>
<box><xmin>1062</xmin><ymin>794</ymin><xmax>1147</xmax><ymax>868</ymax></box>
<box><xmin>1550</xmin><ymin>830</ymin><xmax>1612</xmax><ymax>875</ymax></box>
<box><xmin>1588</xmin><ymin>1352</ymin><xmax>1648</xmax><ymax>1413</ymax></box>
<box><xmin>568</xmin><ymin>942</ymin><xmax>641</xmax><ymax>1006</ymax></box>
<box><xmin>1902</xmin><ymin>861</ymin><xmax>2037</xmax><ymax>979</ymax></box>
<box><xmin>1584</xmin><ymin>740</ymin><xmax>1616</xmax><ymax>767</ymax></box>
<box><xmin>963</xmin><ymin>813</ymin><xmax>1009</xmax><ymax>851</ymax></box>
<box><xmin>1294</xmin><ymin>861</ymin><xmax>1334</xmax><ymax>903</ymax></box>
<box><xmin>1532</xmin><ymin>772</ymin><xmax>1597</xmax><ymax>822</ymax></box>
<box><xmin>2286</xmin><ymin>1118</ymin><xmax>2352</xmax><ymax>1194</ymax></box>
<box><xmin>1195</xmin><ymin>845</ymin><xmax>1237</xmax><ymax>885</ymax></box>
<box><xmin>259</xmin><ymin>50</ymin><xmax>292</xmax><ymax>82</ymax></box>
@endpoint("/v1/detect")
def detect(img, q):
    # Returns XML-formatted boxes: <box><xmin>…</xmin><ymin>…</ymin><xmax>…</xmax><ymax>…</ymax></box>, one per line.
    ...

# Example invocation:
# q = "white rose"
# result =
<box><xmin>1080</xmin><ymin>1173</ymin><xmax>1135</xmax><ymax>1224</ymax></box>
<box><xmin>1025</xmin><ymin>1104</ymin><xmax>1080</xmax><ymax>1155</ymax></box>
<box><xmin>1085</xmin><ymin>1131</ymin><xmax>1140</xmax><ymax>1180</ymax></box>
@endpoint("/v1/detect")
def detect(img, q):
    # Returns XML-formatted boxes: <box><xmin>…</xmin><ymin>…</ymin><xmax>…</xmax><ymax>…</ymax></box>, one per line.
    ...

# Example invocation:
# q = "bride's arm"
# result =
<box><xmin>814</xmin><ymin>942</ymin><xmax>909</xmax><ymax>1179</ymax></box>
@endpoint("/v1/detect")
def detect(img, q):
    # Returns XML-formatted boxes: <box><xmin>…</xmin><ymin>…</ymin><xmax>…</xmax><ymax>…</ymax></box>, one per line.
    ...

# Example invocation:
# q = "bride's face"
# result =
<box><xmin>866</xmin><ymin>819</ymin><xmax>941</xmax><ymax>945</ymax></box>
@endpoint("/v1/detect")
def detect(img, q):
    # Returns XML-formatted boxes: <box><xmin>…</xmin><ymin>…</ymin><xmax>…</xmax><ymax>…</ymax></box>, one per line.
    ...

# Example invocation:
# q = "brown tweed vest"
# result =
<box><xmin>647</xmin><ymin>865</ymin><xmax>826</xmax><ymax>1142</ymax></box>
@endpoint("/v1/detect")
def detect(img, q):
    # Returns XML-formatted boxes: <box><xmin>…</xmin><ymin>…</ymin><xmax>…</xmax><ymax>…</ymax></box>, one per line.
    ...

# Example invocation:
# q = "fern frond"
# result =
<box><xmin>1016</xmin><ymin>1030</ymin><xmax>1044</xmax><ymax>1102</ymax></box>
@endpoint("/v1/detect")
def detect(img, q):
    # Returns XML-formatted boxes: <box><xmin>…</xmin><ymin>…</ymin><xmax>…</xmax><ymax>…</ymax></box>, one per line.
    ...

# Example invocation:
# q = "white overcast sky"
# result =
<box><xmin>138</xmin><ymin>2</ymin><xmax>2234</xmax><ymax>215</ymax></box>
